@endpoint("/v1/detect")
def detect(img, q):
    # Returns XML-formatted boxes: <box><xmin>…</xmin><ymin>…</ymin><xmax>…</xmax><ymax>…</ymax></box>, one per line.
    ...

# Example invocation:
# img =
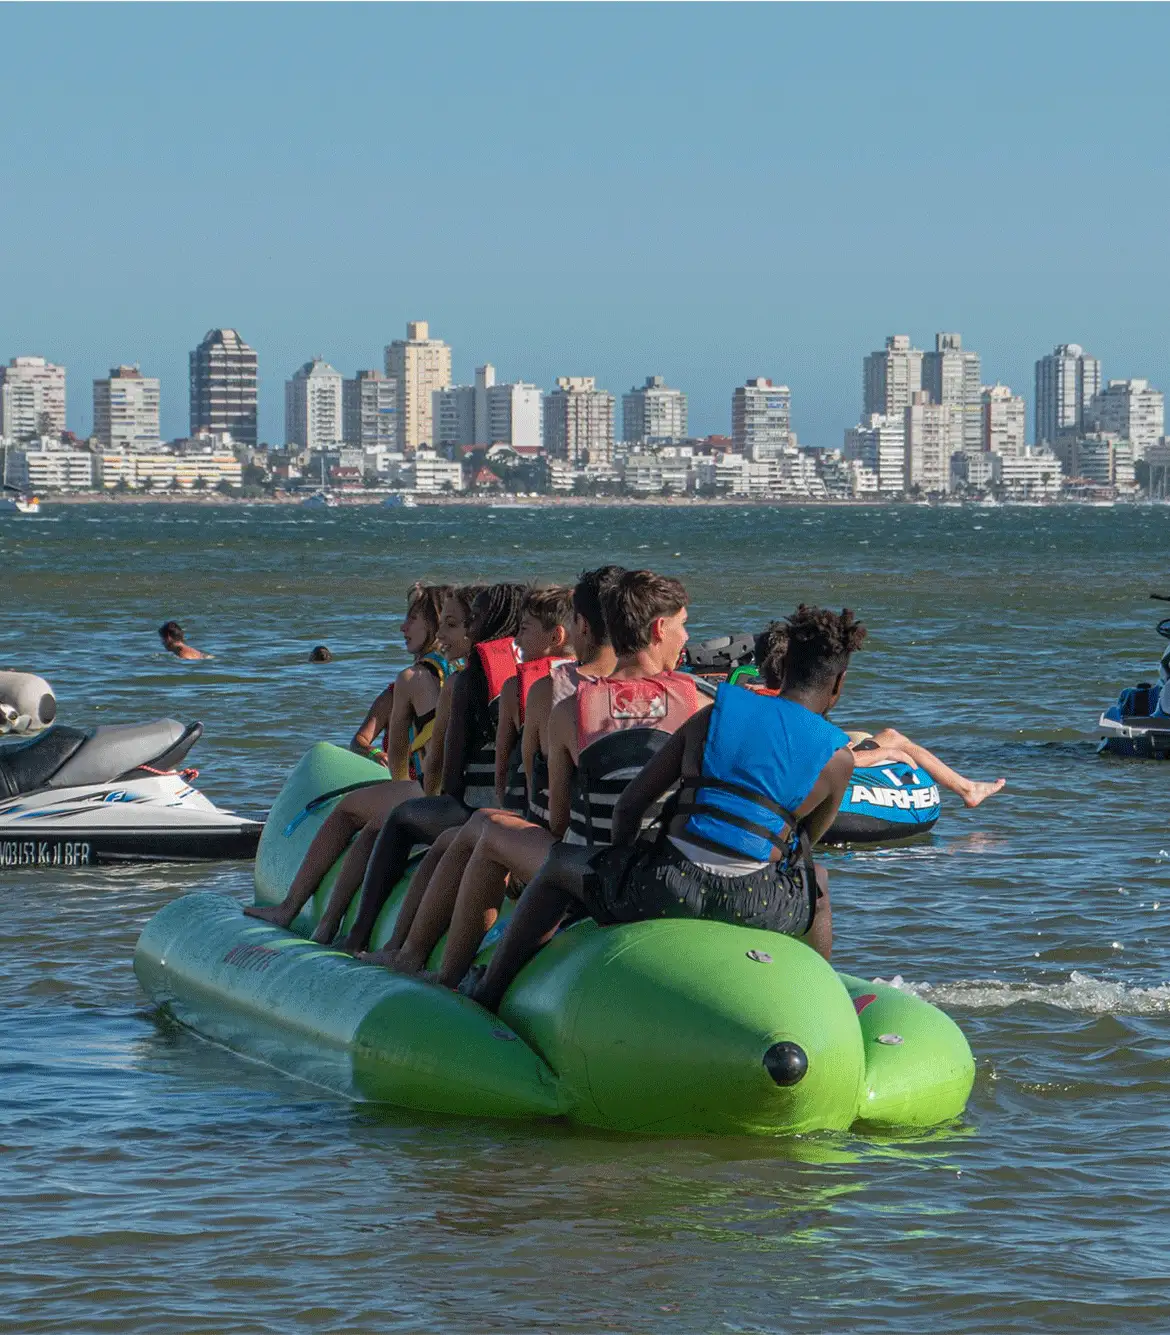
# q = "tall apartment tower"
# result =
<box><xmin>486</xmin><ymin>379</ymin><xmax>542</xmax><ymax>450</ymax></box>
<box><xmin>982</xmin><ymin>384</ymin><xmax>1027</xmax><ymax>457</ymax></box>
<box><xmin>434</xmin><ymin>365</ymin><xmax>543</xmax><ymax>451</ymax></box>
<box><xmin>284</xmin><ymin>358</ymin><xmax>344</xmax><ymax>451</ymax></box>
<box><xmin>622</xmin><ymin>375</ymin><xmax>688</xmax><ymax>443</ymax></box>
<box><xmin>0</xmin><ymin>356</ymin><xmax>66</xmax><ymax>441</ymax></box>
<box><xmin>343</xmin><ymin>370</ymin><xmax>398</xmax><ymax>449</ymax></box>
<box><xmin>923</xmin><ymin>332</ymin><xmax>982</xmax><ymax>456</ymax></box>
<box><xmin>93</xmin><ymin>365</ymin><xmax>160</xmax><ymax>450</ymax></box>
<box><xmin>189</xmin><ymin>329</ymin><xmax>258</xmax><ymax>446</ymax></box>
<box><xmin>904</xmin><ymin>391</ymin><xmax>955</xmax><ymax>494</ymax></box>
<box><xmin>731</xmin><ymin>379</ymin><xmax>791</xmax><ymax>456</ymax></box>
<box><xmin>844</xmin><ymin>413</ymin><xmax>905</xmax><ymax>495</ymax></box>
<box><xmin>864</xmin><ymin>335</ymin><xmax>923</xmax><ymax>420</ymax></box>
<box><xmin>384</xmin><ymin>321</ymin><xmax>452</xmax><ymax>450</ymax></box>
<box><xmin>1034</xmin><ymin>343</ymin><xmax>1101</xmax><ymax>444</ymax></box>
<box><xmin>543</xmin><ymin>377</ymin><xmax>615</xmax><ymax>467</ymax></box>
<box><xmin>1086</xmin><ymin>379</ymin><xmax>1165</xmax><ymax>458</ymax></box>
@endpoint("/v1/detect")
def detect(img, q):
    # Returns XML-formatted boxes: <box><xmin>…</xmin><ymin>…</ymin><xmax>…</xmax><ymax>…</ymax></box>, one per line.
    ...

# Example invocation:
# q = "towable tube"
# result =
<box><xmin>135</xmin><ymin>743</ymin><xmax>974</xmax><ymax>1134</ymax></box>
<box><xmin>824</xmin><ymin>761</ymin><xmax>942</xmax><ymax>846</ymax></box>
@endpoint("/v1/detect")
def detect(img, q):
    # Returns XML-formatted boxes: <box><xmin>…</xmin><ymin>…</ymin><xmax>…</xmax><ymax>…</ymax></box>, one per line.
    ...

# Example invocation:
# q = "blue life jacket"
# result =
<box><xmin>681</xmin><ymin>684</ymin><xmax>849</xmax><ymax>863</ymax></box>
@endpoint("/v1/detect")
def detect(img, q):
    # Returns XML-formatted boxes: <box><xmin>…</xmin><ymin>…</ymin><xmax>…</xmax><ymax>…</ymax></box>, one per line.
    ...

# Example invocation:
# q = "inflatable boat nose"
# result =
<box><xmin>763</xmin><ymin>1041</ymin><xmax>808</xmax><ymax>1086</ymax></box>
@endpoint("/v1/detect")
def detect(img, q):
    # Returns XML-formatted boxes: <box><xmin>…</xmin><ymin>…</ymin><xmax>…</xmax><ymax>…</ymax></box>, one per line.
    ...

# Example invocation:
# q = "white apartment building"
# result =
<box><xmin>96</xmin><ymin>452</ymin><xmax>242</xmax><ymax>491</ymax></box>
<box><xmin>93</xmin><ymin>365</ymin><xmax>160</xmax><ymax>450</ymax></box>
<box><xmin>384</xmin><ymin>321</ymin><xmax>452</xmax><ymax>450</ymax></box>
<box><xmin>0</xmin><ymin>356</ymin><xmax>66</xmax><ymax>441</ymax></box>
<box><xmin>622</xmin><ymin>375</ymin><xmax>688</xmax><ymax>444</ymax></box>
<box><xmin>844</xmin><ymin>413</ymin><xmax>905</xmax><ymax>495</ymax></box>
<box><xmin>486</xmin><ymin>378</ymin><xmax>542</xmax><ymax>450</ymax></box>
<box><xmin>731</xmin><ymin>379</ymin><xmax>792</xmax><ymax>457</ymax></box>
<box><xmin>434</xmin><ymin>382</ymin><xmax>476</xmax><ymax>450</ymax></box>
<box><xmin>433</xmin><ymin>365</ymin><xmax>543</xmax><ymax>451</ymax></box>
<box><xmin>863</xmin><ymin>335</ymin><xmax>923</xmax><ymax>420</ymax></box>
<box><xmin>1051</xmin><ymin>434</ymin><xmax>1135</xmax><ymax>490</ymax></box>
<box><xmin>904</xmin><ymin>392</ymin><xmax>954</xmax><ymax>494</ymax></box>
<box><xmin>1087</xmin><ymin>379</ymin><xmax>1165</xmax><ymax>459</ymax></box>
<box><xmin>285</xmin><ymin>359</ymin><xmax>344</xmax><ymax>451</ymax></box>
<box><xmin>998</xmin><ymin>447</ymin><xmax>1063</xmax><ymax>498</ymax></box>
<box><xmin>1034</xmin><ymin>343</ymin><xmax>1101</xmax><ymax>444</ymax></box>
<box><xmin>543</xmin><ymin>377</ymin><xmax>615</xmax><ymax>467</ymax></box>
<box><xmin>412</xmin><ymin>448</ymin><xmax>464</xmax><ymax>493</ymax></box>
<box><xmin>3</xmin><ymin>441</ymin><xmax>94</xmax><ymax>492</ymax></box>
<box><xmin>982</xmin><ymin>383</ymin><xmax>1027</xmax><ymax>457</ymax></box>
<box><xmin>189</xmin><ymin>329</ymin><xmax>258</xmax><ymax>447</ymax></box>
<box><xmin>923</xmin><ymin>332</ymin><xmax>981</xmax><ymax>456</ymax></box>
<box><xmin>951</xmin><ymin>450</ymin><xmax>1000</xmax><ymax>493</ymax></box>
<box><xmin>343</xmin><ymin>370</ymin><xmax>397</xmax><ymax>449</ymax></box>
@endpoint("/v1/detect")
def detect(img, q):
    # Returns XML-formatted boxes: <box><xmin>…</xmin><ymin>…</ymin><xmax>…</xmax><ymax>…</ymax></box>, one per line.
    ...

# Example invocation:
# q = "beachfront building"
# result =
<box><xmin>998</xmin><ymin>447</ymin><xmax>1063</xmax><ymax>499</ymax></box>
<box><xmin>0</xmin><ymin>356</ymin><xmax>66</xmax><ymax>442</ymax></box>
<box><xmin>1086</xmin><ymin>379</ymin><xmax>1165</xmax><ymax>459</ymax></box>
<box><xmin>622</xmin><ymin>376</ymin><xmax>687</xmax><ymax>444</ymax></box>
<box><xmin>93</xmin><ymin>365</ymin><xmax>160</xmax><ymax>451</ymax></box>
<box><xmin>922</xmin><ymin>332</ymin><xmax>981</xmax><ymax>457</ymax></box>
<box><xmin>384</xmin><ymin>321</ymin><xmax>452</xmax><ymax>451</ymax></box>
<box><xmin>864</xmin><ymin>335</ymin><xmax>923</xmax><ymax>421</ymax></box>
<box><xmin>189</xmin><ymin>329</ymin><xmax>258</xmax><ymax>447</ymax></box>
<box><xmin>284</xmin><ymin>359</ymin><xmax>344</xmax><ymax>451</ymax></box>
<box><xmin>342</xmin><ymin>370</ymin><xmax>397</xmax><ymax>450</ymax></box>
<box><xmin>731</xmin><ymin>379</ymin><xmax>792</xmax><ymax>457</ymax></box>
<box><xmin>412</xmin><ymin>448</ymin><xmax>465</xmax><ymax>493</ymax></box>
<box><xmin>904</xmin><ymin>392</ymin><xmax>954</xmax><ymax>494</ymax></box>
<box><xmin>1034</xmin><ymin>343</ymin><xmax>1100</xmax><ymax>445</ymax></box>
<box><xmin>844</xmin><ymin>413</ymin><xmax>905</xmax><ymax>495</ymax></box>
<box><xmin>543</xmin><ymin>376</ymin><xmax>615</xmax><ymax>467</ymax></box>
<box><xmin>95</xmin><ymin>451</ymin><xmax>242</xmax><ymax>491</ymax></box>
<box><xmin>3</xmin><ymin>439</ymin><xmax>95</xmax><ymax>492</ymax></box>
<box><xmin>982</xmin><ymin>383</ymin><xmax>1027</xmax><ymax>457</ymax></box>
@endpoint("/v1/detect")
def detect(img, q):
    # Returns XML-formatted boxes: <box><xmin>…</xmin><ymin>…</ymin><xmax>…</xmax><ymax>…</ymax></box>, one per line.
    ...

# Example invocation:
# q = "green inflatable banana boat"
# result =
<box><xmin>134</xmin><ymin>743</ymin><xmax>975</xmax><ymax>1135</ymax></box>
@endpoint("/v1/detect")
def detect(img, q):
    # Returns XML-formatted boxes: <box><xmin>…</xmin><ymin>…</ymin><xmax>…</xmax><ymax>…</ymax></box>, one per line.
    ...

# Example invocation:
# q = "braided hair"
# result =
<box><xmin>464</xmin><ymin>582</ymin><xmax>527</xmax><ymax>744</ymax></box>
<box><xmin>755</xmin><ymin>605</ymin><xmax>867</xmax><ymax>692</ymax></box>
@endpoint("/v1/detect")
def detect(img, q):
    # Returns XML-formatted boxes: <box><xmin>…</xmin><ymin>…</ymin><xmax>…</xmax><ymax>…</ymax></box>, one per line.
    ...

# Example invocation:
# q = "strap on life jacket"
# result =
<box><xmin>671</xmin><ymin>774</ymin><xmax>803</xmax><ymax>859</ymax></box>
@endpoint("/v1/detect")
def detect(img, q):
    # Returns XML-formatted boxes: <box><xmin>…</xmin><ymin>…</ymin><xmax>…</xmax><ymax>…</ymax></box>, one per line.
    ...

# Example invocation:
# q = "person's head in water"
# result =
<box><xmin>468</xmin><ymin>583</ymin><xmax>527</xmax><ymax>647</ymax></box>
<box><xmin>309</xmin><ymin>645</ymin><xmax>333</xmax><ymax>663</ymax></box>
<box><xmin>569</xmin><ymin>565</ymin><xmax>625</xmax><ymax>659</ymax></box>
<box><xmin>400</xmin><ymin>582</ymin><xmax>451</xmax><ymax>659</ymax></box>
<box><xmin>515</xmin><ymin>584</ymin><xmax>574</xmax><ymax>662</ymax></box>
<box><xmin>601</xmin><ymin>570</ymin><xmax>689</xmax><ymax>669</ymax></box>
<box><xmin>438</xmin><ymin>584</ymin><xmax>486</xmax><ymax>662</ymax></box>
<box><xmin>755</xmin><ymin>606</ymin><xmax>867</xmax><ymax>711</ymax></box>
<box><xmin>158</xmin><ymin>620</ymin><xmax>185</xmax><ymax>651</ymax></box>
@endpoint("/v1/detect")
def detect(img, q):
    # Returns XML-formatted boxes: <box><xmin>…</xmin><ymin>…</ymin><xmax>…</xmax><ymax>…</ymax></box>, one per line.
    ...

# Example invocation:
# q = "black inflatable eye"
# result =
<box><xmin>763</xmin><ymin>1041</ymin><xmax>808</xmax><ymax>1086</ymax></box>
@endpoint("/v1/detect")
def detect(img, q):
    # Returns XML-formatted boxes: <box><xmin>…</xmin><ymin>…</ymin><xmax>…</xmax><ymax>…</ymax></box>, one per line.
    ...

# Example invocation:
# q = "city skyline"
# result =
<box><xmin>1</xmin><ymin>6</ymin><xmax>1167</xmax><ymax>449</ymax></box>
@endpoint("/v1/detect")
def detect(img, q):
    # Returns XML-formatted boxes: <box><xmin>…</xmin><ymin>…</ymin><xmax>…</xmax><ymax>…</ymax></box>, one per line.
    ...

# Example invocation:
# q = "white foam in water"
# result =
<box><xmin>874</xmin><ymin>971</ymin><xmax>1170</xmax><ymax>1016</ymax></box>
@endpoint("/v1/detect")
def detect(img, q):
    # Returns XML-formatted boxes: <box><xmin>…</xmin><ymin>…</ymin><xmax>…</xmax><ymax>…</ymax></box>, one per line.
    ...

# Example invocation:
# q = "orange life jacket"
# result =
<box><xmin>501</xmin><ymin>655</ymin><xmax>576</xmax><ymax>812</ymax></box>
<box><xmin>460</xmin><ymin>638</ymin><xmax>518</xmax><ymax>808</ymax></box>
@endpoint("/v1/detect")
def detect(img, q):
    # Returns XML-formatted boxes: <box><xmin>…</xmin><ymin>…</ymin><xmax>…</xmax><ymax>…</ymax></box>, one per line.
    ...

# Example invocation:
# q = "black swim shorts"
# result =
<box><xmin>580</xmin><ymin>837</ymin><xmax>816</xmax><ymax>938</ymax></box>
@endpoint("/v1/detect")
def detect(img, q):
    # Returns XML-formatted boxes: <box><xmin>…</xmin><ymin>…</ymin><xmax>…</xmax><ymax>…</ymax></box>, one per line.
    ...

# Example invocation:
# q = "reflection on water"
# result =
<box><xmin>5</xmin><ymin>504</ymin><xmax>1170</xmax><ymax>1331</ymax></box>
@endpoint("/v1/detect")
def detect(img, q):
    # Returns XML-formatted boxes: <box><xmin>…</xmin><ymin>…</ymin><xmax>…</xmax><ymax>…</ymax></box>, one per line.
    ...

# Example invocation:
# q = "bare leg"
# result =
<box><xmin>803</xmin><ymin>866</ymin><xmax>832</xmax><ymax>962</ymax></box>
<box><xmin>357</xmin><ymin>826</ymin><xmax>462</xmax><ymax>966</ymax></box>
<box><xmin>432</xmin><ymin>818</ymin><xmax>557</xmax><ymax>987</ymax></box>
<box><xmin>867</xmin><ymin>728</ymin><xmax>1006</xmax><ymax>808</ymax></box>
<box><xmin>245</xmin><ymin>780</ymin><xmax>418</xmax><ymax>928</ymax></box>
<box><xmin>472</xmin><ymin>842</ymin><xmax>594</xmax><ymax>1013</ymax></box>
<box><xmin>334</xmin><ymin>795</ymin><xmax>471</xmax><ymax>953</ymax></box>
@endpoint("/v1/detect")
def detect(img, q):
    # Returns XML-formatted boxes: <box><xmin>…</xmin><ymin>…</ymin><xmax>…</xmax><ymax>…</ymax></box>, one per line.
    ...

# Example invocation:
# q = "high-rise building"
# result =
<box><xmin>731</xmin><ymin>379</ymin><xmax>791</xmax><ymax>456</ymax></box>
<box><xmin>923</xmin><ymin>332</ymin><xmax>981</xmax><ymax>456</ymax></box>
<box><xmin>864</xmin><ymin>335</ymin><xmax>923</xmax><ymax>420</ymax></box>
<box><xmin>0</xmin><ymin>356</ymin><xmax>66</xmax><ymax>441</ymax></box>
<box><xmin>93</xmin><ymin>365</ymin><xmax>160</xmax><ymax>451</ymax></box>
<box><xmin>486</xmin><ymin>378</ymin><xmax>542</xmax><ymax>450</ymax></box>
<box><xmin>982</xmin><ymin>383</ymin><xmax>1027</xmax><ymax>458</ymax></box>
<box><xmin>384</xmin><ymin>321</ymin><xmax>452</xmax><ymax>450</ymax></box>
<box><xmin>189</xmin><ymin>329</ymin><xmax>258</xmax><ymax>446</ymax></box>
<box><xmin>904</xmin><ymin>391</ymin><xmax>954</xmax><ymax>494</ymax></box>
<box><xmin>434</xmin><ymin>381</ymin><xmax>476</xmax><ymax>450</ymax></box>
<box><xmin>1034</xmin><ymin>343</ymin><xmax>1101</xmax><ymax>444</ymax></box>
<box><xmin>543</xmin><ymin>377</ymin><xmax>615</xmax><ymax>467</ymax></box>
<box><xmin>434</xmin><ymin>364</ymin><xmax>544</xmax><ymax>451</ymax></box>
<box><xmin>844</xmin><ymin>413</ymin><xmax>905</xmax><ymax>495</ymax></box>
<box><xmin>622</xmin><ymin>375</ymin><xmax>688</xmax><ymax>443</ymax></box>
<box><xmin>284</xmin><ymin>358</ymin><xmax>344</xmax><ymax>450</ymax></box>
<box><xmin>1086</xmin><ymin>379</ymin><xmax>1165</xmax><ymax>459</ymax></box>
<box><xmin>342</xmin><ymin>370</ymin><xmax>398</xmax><ymax>449</ymax></box>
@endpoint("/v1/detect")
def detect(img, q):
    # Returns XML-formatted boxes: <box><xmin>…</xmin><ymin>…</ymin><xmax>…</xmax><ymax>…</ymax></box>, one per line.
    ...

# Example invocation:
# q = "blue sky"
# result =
<box><xmin>1</xmin><ymin>3</ymin><xmax>1167</xmax><ymax>446</ymax></box>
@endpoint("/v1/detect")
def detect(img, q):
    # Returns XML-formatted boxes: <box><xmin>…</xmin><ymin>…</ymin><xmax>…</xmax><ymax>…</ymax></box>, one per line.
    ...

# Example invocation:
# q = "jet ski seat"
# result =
<box><xmin>0</xmin><ymin>720</ymin><xmax>202</xmax><ymax>799</ymax></box>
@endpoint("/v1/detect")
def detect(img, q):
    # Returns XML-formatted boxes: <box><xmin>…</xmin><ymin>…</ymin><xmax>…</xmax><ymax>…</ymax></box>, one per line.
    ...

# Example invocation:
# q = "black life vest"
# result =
<box><xmin>460</xmin><ymin>638</ymin><xmax>517</xmax><ymax>808</ymax></box>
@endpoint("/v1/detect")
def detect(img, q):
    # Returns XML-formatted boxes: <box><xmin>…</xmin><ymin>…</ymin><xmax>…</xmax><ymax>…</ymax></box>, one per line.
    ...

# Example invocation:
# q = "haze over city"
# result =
<box><xmin>2</xmin><ymin>4</ymin><xmax>1168</xmax><ymax>447</ymax></box>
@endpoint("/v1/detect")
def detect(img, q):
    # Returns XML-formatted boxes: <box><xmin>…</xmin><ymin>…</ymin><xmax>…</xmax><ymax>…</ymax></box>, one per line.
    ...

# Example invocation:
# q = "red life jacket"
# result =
<box><xmin>516</xmin><ymin>655</ymin><xmax>575</xmax><ymax>725</ymax></box>
<box><xmin>461</xmin><ymin>638</ymin><xmax>519</xmax><ymax>808</ymax></box>
<box><xmin>567</xmin><ymin>670</ymin><xmax>701</xmax><ymax>845</ymax></box>
<box><xmin>500</xmin><ymin>655</ymin><xmax>575</xmax><ymax>812</ymax></box>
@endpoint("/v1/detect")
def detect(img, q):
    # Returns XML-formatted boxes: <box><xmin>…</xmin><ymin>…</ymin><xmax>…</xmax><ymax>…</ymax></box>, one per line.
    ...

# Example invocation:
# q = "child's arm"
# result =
<box><xmin>610</xmin><ymin>717</ymin><xmax>697</xmax><ymax>847</ymax></box>
<box><xmin>422</xmin><ymin>677</ymin><xmax>455</xmax><ymax>795</ymax></box>
<box><xmin>545</xmin><ymin>698</ymin><xmax>578</xmax><ymax>838</ymax></box>
<box><xmin>385</xmin><ymin>665</ymin><xmax>421</xmax><ymax>781</ymax></box>
<box><xmin>350</xmin><ymin>686</ymin><xmax>395</xmax><ymax>765</ymax></box>
<box><xmin>522</xmin><ymin>677</ymin><xmax>554</xmax><ymax>785</ymax></box>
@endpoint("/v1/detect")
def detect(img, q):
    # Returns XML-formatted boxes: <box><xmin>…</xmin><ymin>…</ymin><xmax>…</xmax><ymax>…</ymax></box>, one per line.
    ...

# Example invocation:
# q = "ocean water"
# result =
<box><xmin>3</xmin><ymin>500</ymin><xmax>1170</xmax><ymax>1332</ymax></box>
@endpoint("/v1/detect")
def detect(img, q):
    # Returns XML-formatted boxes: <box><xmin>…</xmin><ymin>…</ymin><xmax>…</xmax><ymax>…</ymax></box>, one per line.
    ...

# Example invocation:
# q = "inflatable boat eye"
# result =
<box><xmin>39</xmin><ymin>694</ymin><xmax>57</xmax><ymax>726</ymax></box>
<box><xmin>763</xmin><ymin>1041</ymin><xmax>808</xmax><ymax>1086</ymax></box>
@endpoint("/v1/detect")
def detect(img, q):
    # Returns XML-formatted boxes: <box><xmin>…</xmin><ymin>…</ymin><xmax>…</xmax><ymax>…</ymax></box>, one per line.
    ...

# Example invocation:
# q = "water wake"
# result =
<box><xmin>876</xmin><ymin>971</ymin><xmax>1170</xmax><ymax>1016</ymax></box>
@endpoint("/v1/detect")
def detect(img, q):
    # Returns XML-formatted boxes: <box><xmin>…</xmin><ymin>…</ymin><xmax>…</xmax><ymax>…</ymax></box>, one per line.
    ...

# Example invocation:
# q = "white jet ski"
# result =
<box><xmin>0</xmin><ymin>718</ymin><xmax>263</xmax><ymax>868</ymax></box>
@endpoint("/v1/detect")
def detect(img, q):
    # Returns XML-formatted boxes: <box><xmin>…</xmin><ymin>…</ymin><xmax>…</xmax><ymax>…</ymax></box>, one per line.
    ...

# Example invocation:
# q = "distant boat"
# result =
<box><xmin>383</xmin><ymin>492</ymin><xmax>417</xmax><ymax>509</ymax></box>
<box><xmin>301</xmin><ymin>490</ymin><xmax>336</xmax><ymax>509</ymax></box>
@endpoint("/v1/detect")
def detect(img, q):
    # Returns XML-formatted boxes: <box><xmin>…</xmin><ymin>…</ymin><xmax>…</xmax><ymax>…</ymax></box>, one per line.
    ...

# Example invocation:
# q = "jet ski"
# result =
<box><xmin>0</xmin><ymin>717</ymin><xmax>263</xmax><ymax>868</ymax></box>
<box><xmin>1099</xmin><ymin>603</ymin><xmax>1170</xmax><ymax>759</ymax></box>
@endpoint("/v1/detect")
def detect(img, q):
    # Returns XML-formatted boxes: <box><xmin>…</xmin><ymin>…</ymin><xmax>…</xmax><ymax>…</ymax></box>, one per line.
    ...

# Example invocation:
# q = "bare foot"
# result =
<box><xmin>311</xmin><ymin>920</ymin><xmax>343</xmax><ymax>946</ymax></box>
<box><xmin>390</xmin><ymin>947</ymin><xmax>427</xmax><ymax>976</ymax></box>
<box><xmin>356</xmin><ymin>945</ymin><xmax>399</xmax><ymax>967</ymax></box>
<box><xmin>960</xmin><ymin>778</ymin><xmax>1006</xmax><ymax>809</ymax></box>
<box><xmin>243</xmin><ymin>902</ymin><xmax>295</xmax><ymax>927</ymax></box>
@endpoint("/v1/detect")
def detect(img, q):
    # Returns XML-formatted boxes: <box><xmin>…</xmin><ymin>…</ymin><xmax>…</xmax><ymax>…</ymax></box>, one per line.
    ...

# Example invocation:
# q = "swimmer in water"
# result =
<box><xmin>309</xmin><ymin>645</ymin><xmax>333</xmax><ymax>663</ymax></box>
<box><xmin>158</xmin><ymin>621</ymin><xmax>212</xmax><ymax>660</ymax></box>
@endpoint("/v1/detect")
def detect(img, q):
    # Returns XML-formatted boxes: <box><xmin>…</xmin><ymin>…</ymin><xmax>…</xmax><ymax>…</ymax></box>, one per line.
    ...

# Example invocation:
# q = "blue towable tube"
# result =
<box><xmin>823</xmin><ymin>761</ymin><xmax>941</xmax><ymax>845</ymax></box>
